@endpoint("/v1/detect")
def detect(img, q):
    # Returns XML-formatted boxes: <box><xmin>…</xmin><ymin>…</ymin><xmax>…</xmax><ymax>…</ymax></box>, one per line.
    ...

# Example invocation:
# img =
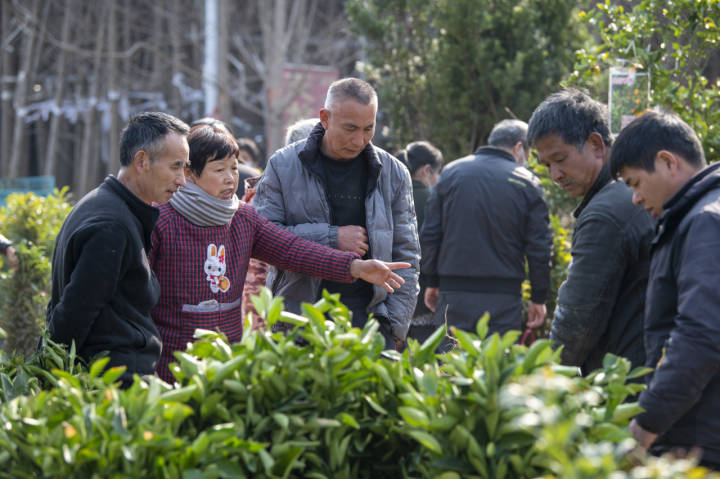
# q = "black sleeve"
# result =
<box><xmin>524</xmin><ymin>185</ymin><xmax>552</xmax><ymax>304</ymax></box>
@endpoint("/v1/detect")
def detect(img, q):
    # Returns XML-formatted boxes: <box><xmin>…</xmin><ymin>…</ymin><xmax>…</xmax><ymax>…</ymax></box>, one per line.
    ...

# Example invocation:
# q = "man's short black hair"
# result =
<box><xmin>119</xmin><ymin>112</ymin><xmax>189</xmax><ymax>167</ymax></box>
<box><xmin>609</xmin><ymin>110</ymin><xmax>706</xmax><ymax>179</ymax></box>
<box><xmin>396</xmin><ymin>141</ymin><xmax>443</xmax><ymax>175</ymax></box>
<box><xmin>236</xmin><ymin>137</ymin><xmax>261</xmax><ymax>164</ymax></box>
<box><xmin>527</xmin><ymin>88</ymin><xmax>612</xmax><ymax>149</ymax></box>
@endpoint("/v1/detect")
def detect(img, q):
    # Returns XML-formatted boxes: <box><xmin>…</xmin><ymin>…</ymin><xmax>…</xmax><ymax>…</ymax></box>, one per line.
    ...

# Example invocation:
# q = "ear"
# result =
<box><xmin>218</xmin><ymin>246</ymin><xmax>225</xmax><ymax>263</ymax></box>
<box><xmin>133</xmin><ymin>150</ymin><xmax>150</xmax><ymax>172</ymax></box>
<box><xmin>185</xmin><ymin>166</ymin><xmax>197</xmax><ymax>184</ymax></box>
<box><xmin>512</xmin><ymin>141</ymin><xmax>525</xmax><ymax>163</ymax></box>
<box><xmin>319</xmin><ymin>108</ymin><xmax>330</xmax><ymax>130</ymax></box>
<box><xmin>207</xmin><ymin>243</ymin><xmax>216</xmax><ymax>257</ymax></box>
<box><xmin>586</xmin><ymin>132</ymin><xmax>607</xmax><ymax>159</ymax></box>
<box><xmin>656</xmin><ymin>150</ymin><xmax>680</xmax><ymax>174</ymax></box>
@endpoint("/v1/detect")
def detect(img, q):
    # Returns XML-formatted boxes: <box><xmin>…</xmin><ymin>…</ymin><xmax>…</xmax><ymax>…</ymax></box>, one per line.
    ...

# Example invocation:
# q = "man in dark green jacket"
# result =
<box><xmin>528</xmin><ymin>89</ymin><xmax>654</xmax><ymax>375</ymax></box>
<box><xmin>46</xmin><ymin>112</ymin><xmax>190</xmax><ymax>383</ymax></box>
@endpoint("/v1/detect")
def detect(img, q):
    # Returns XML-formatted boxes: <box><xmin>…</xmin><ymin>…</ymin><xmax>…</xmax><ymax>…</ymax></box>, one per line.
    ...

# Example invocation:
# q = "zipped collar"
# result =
<box><xmin>573</xmin><ymin>164</ymin><xmax>612</xmax><ymax>218</ymax></box>
<box><xmin>103</xmin><ymin>175</ymin><xmax>159</xmax><ymax>249</ymax></box>
<box><xmin>298</xmin><ymin>122</ymin><xmax>383</xmax><ymax>192</ymax></box>
<box><xmin>474</xmin><ymin>146</ymin><xmax>517</xmax><ymax>164</ymax></box>
<box><xmin>654</xmin><ymin>162</ymin><xmax>720</xmax><ymax>244</ymax></box>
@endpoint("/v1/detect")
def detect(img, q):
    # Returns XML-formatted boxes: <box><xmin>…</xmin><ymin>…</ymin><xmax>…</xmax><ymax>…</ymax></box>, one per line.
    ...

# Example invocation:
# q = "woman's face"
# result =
<box><xmin>188</xmin><ymin>154</ymin><xmax>239</xmax><ymax>200</ymax></box>
<box><xmin>414</xmin><ymin>164</ymin><xmax>440</xmax><ymax>187</ymax></box>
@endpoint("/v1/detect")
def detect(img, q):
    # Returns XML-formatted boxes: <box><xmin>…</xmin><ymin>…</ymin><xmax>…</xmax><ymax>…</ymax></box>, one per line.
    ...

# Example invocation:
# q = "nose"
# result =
<box><xmin>549</xmin><ymin>163</ymin><xmax>563</xmax><ymax>183</ymax></box>
<box><xmin>632</xmin><ymin>190</ymin><xmax>643</xmax><ymax>205</ymax></box>
<box><xmin>350</xmin><ymin>132</ymin><xmax>364</xmax><ymax>147</ymax></box>
<box><xmin>176</xmin><ymin>172</ymin><xmax>186</xmax><ymax>187</ymax></box>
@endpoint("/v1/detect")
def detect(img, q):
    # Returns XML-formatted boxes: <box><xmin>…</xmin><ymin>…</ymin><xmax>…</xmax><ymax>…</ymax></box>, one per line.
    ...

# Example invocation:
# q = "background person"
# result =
<box><xmin>0</xmin><ymin>233</ymin><xmax>18</xmax><ymax>271</ymax></box>
<box><xmin>285</xmin><ymin>118</ymin><xmax>320</xmax><ymax>145</ymax></box>
<box><xmin>396</xmin><ymin>141</ymin><xmax>443</xmax><ymax>343</ymax></box>
<box><xmin>421</xmin><ymin>119</ymin><xmax>552</xmax><ymax>350</ymax></box>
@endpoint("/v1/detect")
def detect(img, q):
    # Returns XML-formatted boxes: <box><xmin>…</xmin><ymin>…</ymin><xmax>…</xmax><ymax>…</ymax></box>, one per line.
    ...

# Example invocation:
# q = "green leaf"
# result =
<box><xmin>408</xmin><ymin>430</ymin><xmax>442</xmax><ymax>454</ymax></box>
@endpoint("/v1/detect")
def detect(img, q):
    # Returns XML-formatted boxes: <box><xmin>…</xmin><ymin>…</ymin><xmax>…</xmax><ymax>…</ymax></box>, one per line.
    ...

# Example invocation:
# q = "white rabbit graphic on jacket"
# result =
<box><xmin>205</xmin><ymin>243</ymin><xmax>230</xmax><ymax>293</ymax></box>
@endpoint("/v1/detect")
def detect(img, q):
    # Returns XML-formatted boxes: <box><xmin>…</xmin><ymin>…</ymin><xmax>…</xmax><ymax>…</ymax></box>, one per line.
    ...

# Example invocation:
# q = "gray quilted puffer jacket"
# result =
<box><xmin>253</xmin><ymin>124</ymin><xmax>420</xmax><ymax>339</ymax></box>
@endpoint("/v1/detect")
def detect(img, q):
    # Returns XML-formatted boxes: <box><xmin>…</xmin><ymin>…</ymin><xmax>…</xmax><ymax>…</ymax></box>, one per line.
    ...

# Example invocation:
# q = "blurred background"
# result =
<box><xmin>1</xmin><ymin>0</ymin><xmax>718</xmax><ymax>200</ymax></box>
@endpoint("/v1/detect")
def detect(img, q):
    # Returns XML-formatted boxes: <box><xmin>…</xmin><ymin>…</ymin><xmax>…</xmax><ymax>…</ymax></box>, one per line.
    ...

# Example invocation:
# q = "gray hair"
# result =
<box><xmin>488</xmin><ymin>119</ymin><xmax>528</xmax><ymax>149</ymax></box>
<box><xmin>527</xmin><ymin>88</ymin><xmax>612</xmax><ymax>149</ymax></box>
<box><xmin>119</xmin><ymin>112</ymin><xmax>189</xmax><ymax>167</ymax></box>
<box><xmin>324</xmin><ymin>77</ymin><xmax>377</xmax><ymax>111</ymax></box>
<box><xmin>285</xmin><ymin>118</ymin><xmax>320</xmax><ymax>145</ymax></box>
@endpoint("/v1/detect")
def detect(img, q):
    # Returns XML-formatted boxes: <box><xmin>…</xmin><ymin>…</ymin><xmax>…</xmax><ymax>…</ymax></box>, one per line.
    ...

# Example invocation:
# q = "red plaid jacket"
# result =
<box><xmin>150</xmin><ymin>202</ymin><xmax>358</xmax><ymax>382</ymax></box>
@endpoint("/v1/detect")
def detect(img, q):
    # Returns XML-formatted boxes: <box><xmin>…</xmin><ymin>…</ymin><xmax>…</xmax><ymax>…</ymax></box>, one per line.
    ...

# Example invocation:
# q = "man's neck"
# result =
<box><xmin>117</xmin><ymin>169</ymin><xmax>151</xmax><ymax>204</ymax></box>
<box><xmin>320</xmin><ymin>137</ymin><xmax>351</xmax><ymax>162</ymax></box>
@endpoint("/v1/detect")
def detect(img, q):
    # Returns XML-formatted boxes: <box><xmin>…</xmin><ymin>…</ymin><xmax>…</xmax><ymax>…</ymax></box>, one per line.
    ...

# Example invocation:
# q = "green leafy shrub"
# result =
<box><xmin>568</xmin><ymin>0</ymin><xmax>720</xmax><ymax>160</ymax></box>
<box><xmin>1</xmin><ymin>290</ymin><xmax>717</xmax><ymax>478</ymax></box>
<box><xmin>0</xmin><ymin>189</ymin><xmax>72</xmax><ymax>357</ymax></box>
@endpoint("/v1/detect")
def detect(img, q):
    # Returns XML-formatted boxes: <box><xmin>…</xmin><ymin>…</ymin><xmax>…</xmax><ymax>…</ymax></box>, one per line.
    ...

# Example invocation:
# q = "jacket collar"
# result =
<box><xmin>298</xmin><ymin>122</ymin><xmax>383</xmax><ymax>191</ymax></box>
<box><xmin>573</xmin><ymin>163</ymin><xmax>612</xmax><ymax>218</ymax></box>
<box><xmin>474</xmin><ymin>146</ymin><xmax>517</xmax><ymax>164</ymax></box>
<box><xmin>103</xmin><ymin>175</ymin><xmax>159</xmax><ymax>249</ymax></box>
<box><xmin>654</xmin><ymin>162</ymin><xmax>720</xmax><ymax>243</ymax></box>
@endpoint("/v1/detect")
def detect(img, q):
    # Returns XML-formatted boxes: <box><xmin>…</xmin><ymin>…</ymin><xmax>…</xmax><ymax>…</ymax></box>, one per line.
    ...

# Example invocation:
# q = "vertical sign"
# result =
<box><xmin>609</xmin><ymin>67</ymin><xmax>650</xmax><ymax>134</ymax></box>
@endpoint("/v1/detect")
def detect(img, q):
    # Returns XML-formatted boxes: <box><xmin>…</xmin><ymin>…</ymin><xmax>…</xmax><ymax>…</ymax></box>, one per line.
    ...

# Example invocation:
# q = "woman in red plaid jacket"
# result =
<box><xmin>149</xmin><ymin>124</ymin><xmax>409</xmax><ymax>382</ymax></box>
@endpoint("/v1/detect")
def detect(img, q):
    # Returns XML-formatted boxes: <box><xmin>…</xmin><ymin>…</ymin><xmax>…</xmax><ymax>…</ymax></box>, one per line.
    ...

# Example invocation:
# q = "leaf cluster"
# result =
<box><xmin>0</xmin><ymin>289</ymin><xmax>716</xmax><ymax>478</ymax></box>
<box><xmin>0</xmin><ymin>190</ymin><xmax>72</xmax><ymax>357</ymax></box>
<box><xmin>568</xmin><ymin>0</ymin><xmax>720</xmax><ymax>161</ymax></box>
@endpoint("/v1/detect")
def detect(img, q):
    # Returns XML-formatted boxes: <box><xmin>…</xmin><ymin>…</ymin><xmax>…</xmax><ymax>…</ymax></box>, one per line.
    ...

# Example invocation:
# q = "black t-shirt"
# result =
<box><xmin>319</xmin><ymin>151</ymin><xmax>373</xmax><ymax>309</ymax></box>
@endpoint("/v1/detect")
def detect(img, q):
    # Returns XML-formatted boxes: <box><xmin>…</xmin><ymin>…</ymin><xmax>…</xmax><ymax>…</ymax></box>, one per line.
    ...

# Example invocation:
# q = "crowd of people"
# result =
<box><xmin>30</xmin><ymin>77</ymin><xmax>719</xmax><ymax>469</ymax></box>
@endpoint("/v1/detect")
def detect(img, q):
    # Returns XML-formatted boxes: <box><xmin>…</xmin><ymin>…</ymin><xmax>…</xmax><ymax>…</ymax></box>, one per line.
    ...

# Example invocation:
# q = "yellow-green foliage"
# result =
<box><xmin>0</xmin><ymin>189</ymin><xmax>72</xmax><ymax>357</ymax></box>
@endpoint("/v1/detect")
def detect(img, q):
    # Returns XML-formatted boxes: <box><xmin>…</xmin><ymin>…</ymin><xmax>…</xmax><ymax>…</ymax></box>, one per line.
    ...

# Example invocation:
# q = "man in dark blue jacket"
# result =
<box><xmin>528</xmin><ymin>89</ymin><xmax>654</xmax><ymax>376</ymax></box>
<box><xmin>610</xmin><ymin>110</ymin><xmax>720</xmax><ymax>470</ymax></box>
<box><xmin>421</xmin><ymin>119</ymin><xmax>552</xmax><ymax>350</ymax></box>
<box><xmin>46</xmin><ymin>112</ymin><xmax>190</xmax><ymax>384</ymax></box>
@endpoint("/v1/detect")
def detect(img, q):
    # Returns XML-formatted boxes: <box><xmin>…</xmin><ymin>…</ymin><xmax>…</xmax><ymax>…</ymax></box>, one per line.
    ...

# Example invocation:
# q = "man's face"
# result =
<box><xmin>320</xmin><ymin>99</ymin><xmax>377</xmax><ymax>161</ymax></box>
<box><xmin>534</xmin><ymin>134</ymin><xmax>605</xmax><ymax>198</ymax></box>
<box><xmin>189</xmin><ymin>154</ymin><xmax>239</xmax><ymax>200</ymax></box>
<box><xmin>619</xmin><ymin>159</ymin><xmax>677</xmax><ymax>218</ymax></box>
<box><xmin>141</xmin><ymin>132</ymin><xmax>189</xmax><ymax>204</ymax></box>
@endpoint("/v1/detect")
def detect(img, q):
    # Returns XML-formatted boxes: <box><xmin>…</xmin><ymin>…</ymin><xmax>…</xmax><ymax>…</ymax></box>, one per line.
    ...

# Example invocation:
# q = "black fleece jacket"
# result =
<box><xmin>46</xmin><ymin>176</ymin><xmax>161</xmax><ymax>380</ymax></box>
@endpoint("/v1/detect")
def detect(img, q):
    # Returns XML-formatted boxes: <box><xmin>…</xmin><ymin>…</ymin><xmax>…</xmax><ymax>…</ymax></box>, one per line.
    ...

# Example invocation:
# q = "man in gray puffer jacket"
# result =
<box><xmin>253</xmin><ymin>78</ymin><xmax>420</xmax><ymax>349</ymax></box>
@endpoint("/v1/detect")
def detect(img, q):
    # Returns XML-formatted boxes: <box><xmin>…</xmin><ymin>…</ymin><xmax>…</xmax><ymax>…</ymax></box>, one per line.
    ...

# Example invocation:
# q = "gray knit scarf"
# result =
<box><xmin>169</xmin><ymin>181</ymin><xmax>239</xmax><ymax>226</ymax></box>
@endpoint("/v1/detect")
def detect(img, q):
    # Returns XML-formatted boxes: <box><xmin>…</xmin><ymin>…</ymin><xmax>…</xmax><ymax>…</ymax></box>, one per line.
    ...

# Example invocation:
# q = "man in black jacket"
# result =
<box><xmin>46</xmin><ymin>112</ymin><xmax>189</xmax><ymax>383</ymax></box>
<box><xmin>527</xmin><ymin>89</ymin><xmax>654</xmax><ymax>376</ymax></box>
<box><xmin>421</xmin><ymin>119</ymin><xmax>552</xmax><ymax>350</ymax></box>
<box><xmin>610</xmin><ymin>111</ymin><xmax>720</xmax><ymax>470</ymax></box>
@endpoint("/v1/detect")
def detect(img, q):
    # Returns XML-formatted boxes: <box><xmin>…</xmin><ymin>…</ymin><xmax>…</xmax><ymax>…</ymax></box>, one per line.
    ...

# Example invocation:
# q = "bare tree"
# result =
<box><xmin>0</xmin><ymin>0</ymin><xmax>358</xmax><ymax>197</ymax></box>
<box><xmin>7</xmin><ymin>0</ymin><xmax>39</xmax><ymax>178</ymax></box>
<box><xmin>74</xmin><ymin>1</ymin><xmax>106</xmax><ymax>194</ymax></box>
<box><xmin>44</xmin><ymin>0</ymin><xmax>73</xmax><ymax>176</ymax></box>
<box><xmin>232</xmin><ymin>0</ymin><xmax>352</xmax><ymax>155</ymax></box>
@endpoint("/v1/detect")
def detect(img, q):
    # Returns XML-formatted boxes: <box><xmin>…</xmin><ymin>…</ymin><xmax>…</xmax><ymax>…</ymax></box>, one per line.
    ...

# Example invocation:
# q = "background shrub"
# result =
<box><xmin>0</xmin><ymin>189</ymin><xmax>72</xmax><ymax>357</ymax></box>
